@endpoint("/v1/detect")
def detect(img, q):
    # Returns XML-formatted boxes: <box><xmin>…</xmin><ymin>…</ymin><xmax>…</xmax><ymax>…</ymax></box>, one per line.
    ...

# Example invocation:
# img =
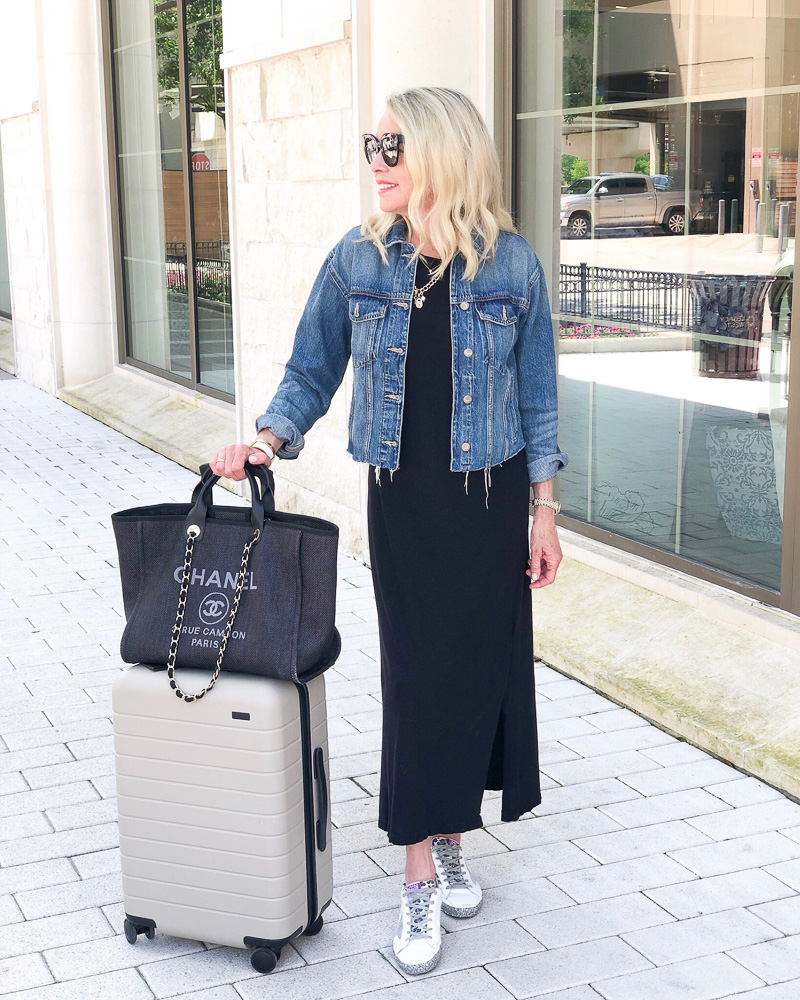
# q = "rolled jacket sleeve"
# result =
<box><xmin>515</xmin><ymin>256</ymin><xmax>569</xmax><ymax>484</ymax></box>
<box><xmin>255</xmin><ymin>245</ymin><xmax>351</xmax><ymax>460</ymax></box>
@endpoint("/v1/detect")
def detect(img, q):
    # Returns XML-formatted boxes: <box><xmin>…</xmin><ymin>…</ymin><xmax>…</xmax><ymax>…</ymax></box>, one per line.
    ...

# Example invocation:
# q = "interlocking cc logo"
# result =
<box><xmin>199</xmin><ymin>592</ymin><xmax>230</xmax><ymax>625</ymax></box>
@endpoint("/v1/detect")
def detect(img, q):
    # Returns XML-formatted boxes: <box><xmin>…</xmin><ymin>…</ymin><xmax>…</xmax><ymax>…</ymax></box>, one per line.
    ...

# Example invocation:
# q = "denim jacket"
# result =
<box><xmin>256</xmin><ymin>220</ymin><xmax>569</xmax><ymax>501</ymax></box>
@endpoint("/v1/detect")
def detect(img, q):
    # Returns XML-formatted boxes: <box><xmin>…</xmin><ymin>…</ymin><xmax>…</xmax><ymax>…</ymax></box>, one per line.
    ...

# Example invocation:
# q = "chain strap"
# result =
<box><xmin>166</xmin><ymin>525</ymin><xmax>261</xmax><ymax>702</ymax></box>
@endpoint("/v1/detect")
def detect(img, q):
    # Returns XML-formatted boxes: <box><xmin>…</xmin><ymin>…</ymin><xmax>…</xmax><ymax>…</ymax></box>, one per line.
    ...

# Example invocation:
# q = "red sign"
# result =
<box><xmin>192</xmin><ymin>153</ymin><xmax>211</xmax><ymax>171</ymax></box>
<box><xmin>751</xmin><ymin>147</ymin><xmax>762</xmax><ymax>167</ymax></box>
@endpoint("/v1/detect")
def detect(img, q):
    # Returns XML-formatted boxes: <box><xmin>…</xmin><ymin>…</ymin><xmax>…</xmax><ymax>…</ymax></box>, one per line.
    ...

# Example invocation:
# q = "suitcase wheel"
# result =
<box><xmin>250</xmin><ymin>947</ymin><xmax>280</xmax><ymax>973</ymax></box>
<box><xmin>124</xmin><ymin>918</ymin><xmax>155</xmax><ymax>944</ymax></box>
<box><xmin>304</xmin><ymin>915</ymin><xmax>324</xmax><ymax>937</ymax></box>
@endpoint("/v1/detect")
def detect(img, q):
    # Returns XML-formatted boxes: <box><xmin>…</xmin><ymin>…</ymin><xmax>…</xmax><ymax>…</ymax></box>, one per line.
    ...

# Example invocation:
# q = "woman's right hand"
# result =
<box><xmin>210</xmin><ymin>440</ymin><xmax>278</xmax><ymax>482</ymax></box>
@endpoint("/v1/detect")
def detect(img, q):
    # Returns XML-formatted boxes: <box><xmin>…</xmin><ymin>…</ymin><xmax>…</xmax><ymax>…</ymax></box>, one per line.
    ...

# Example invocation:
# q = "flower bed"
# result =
<box><xmin>559</xmin><ymin>321</ymin><xmax>660</xmax><ymax>339</ymax></box>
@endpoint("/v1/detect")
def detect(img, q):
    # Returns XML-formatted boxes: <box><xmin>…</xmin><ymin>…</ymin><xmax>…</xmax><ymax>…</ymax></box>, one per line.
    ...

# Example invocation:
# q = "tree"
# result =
<box><xmin>562</xmin><ymin>154</ymin><xmax>589</xmax><ymax>186</ymax></box>
<box><xmin>563</xmin><ymin>0</ymin><xmax>601</xmax><ymax>112</ymax></box>
<box><xmin>156</xmin><ymin>0</ymin><xmax>224</xmax><ymax>122</ymax></box>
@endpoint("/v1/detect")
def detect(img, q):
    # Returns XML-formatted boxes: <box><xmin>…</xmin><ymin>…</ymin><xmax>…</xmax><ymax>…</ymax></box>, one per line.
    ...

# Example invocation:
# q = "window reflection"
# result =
<box><xmin>186</xmin><ymin>0</ymin><xmax>232</xmax><ymax>396</ymax></box>
<box><xmin>516</xmin><ymin>1</ymin><xmax>797</xmax><ymax>592</ymax></box>
<box><xmin>110</xmin><ymin>0</ymin><xmax>232</xmax><ymax>396</ymax></box>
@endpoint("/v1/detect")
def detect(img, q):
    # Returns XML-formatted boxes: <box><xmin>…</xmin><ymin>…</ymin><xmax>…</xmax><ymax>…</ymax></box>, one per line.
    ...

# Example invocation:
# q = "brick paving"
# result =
<box><xmin>2</xmin><ymin>375</ymin><xmax>800</xmax><ymax>999</ymax></box>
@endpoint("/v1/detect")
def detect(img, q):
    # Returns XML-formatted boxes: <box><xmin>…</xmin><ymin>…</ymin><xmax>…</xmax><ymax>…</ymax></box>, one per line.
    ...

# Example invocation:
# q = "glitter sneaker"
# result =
<box><xmin>392</xmin><ymin>877</ymin><xmax>443</xmax><ymax>975</ymax></box>
<box><xmin>431</xmin><ymin>837</ymin><xmax>483</xmax><ymax>918</ymax></box>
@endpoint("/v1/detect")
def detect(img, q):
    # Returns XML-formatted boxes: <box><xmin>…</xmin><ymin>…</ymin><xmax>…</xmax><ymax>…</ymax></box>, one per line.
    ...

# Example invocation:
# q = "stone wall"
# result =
<box><xmin>0</xmin><ymin>113</ymin><xmax>54</xmax><ymax>392</ymax></box>
<box><xmin>228</xmin><ymin>38</ymin><xmax>366</xmax><ymax>557</ymax></box>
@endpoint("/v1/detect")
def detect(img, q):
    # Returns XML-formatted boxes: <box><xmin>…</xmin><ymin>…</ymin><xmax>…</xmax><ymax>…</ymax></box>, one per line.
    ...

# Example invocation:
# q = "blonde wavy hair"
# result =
<box><xmin>360</xmin><ymin>87</ymin><xmax>516</xmax><ymax>282</ymax></box>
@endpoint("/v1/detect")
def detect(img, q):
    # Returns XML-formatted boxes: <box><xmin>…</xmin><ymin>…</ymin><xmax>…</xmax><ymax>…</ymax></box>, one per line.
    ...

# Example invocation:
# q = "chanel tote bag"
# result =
<box><xmin>111</xmin><ymin>463</ymin><xmax>341</xmax><ymax>698</ymax></box>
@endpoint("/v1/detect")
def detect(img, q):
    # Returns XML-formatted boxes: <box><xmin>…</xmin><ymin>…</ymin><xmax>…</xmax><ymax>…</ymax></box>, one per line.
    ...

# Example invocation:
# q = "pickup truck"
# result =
<box><xmin>560</xmin><ymin>173</ymin><xmax>702</xmax><ymax>238</ymax></box>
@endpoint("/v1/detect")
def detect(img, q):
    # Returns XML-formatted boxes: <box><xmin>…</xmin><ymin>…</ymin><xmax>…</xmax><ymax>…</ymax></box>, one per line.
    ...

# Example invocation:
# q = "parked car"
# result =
<box><xmin>650</xmin><ymin>174</ymin><xmax>675</xmax><ymax>191</ymax></box>
<box><xmin>560</xmin><ymin>173</ymin><xmax>702</xmax><ymax>238</ymax></box>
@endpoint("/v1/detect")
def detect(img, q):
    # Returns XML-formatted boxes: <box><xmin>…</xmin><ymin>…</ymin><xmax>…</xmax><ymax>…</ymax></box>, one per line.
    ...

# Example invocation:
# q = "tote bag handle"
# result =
<box><xmin>190</xmin><ymin>462</ymin><xmax>276</xmax><ymax>514</ymax></box>
<box><xmin>186</xmin><ymin>462</ymin><xmax>274</xmax><ymax>540</ymax></box>
<box><xmin>169</xmin><ymin>463</ymin><xmax>266</xmax><ymax>703</ymax></box>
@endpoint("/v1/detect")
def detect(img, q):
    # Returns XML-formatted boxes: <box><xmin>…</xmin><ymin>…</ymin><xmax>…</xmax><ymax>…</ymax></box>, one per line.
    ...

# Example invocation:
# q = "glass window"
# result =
<box><xmin>0</xmin><ymin>125</ymin><xmax>10</xmax><ymax>320</ymax></box>
<box><xmin>516</xmin><ymin>1</ymin><xmax>798</xmax><ymax>598</ymax></box>
<box><xmin>0</xmin><ymin>125</ymin><xmax>13</xmax><ymax>377</ymax></box>
<box><xmin>565</xmin><ymin>177</ymin><xmax>596</xmax><ymax>195</ymax></box>
<box><xmin>186</xmin><ymin>0</ymin><xmax>232</xmax><ymax>395</ymax></box>
<box><xmin>598</xmin><ymin>177</ymin><xmax>623</xmax><ymax>194</ymax></box>
<box><xmin>623</xmin><ymin>176</ymin><xmax>648</xmax><ymax>195</ymax></box>
<box><xmin>109</xmin><ymin>0</ymin><xmax>232</xmax><ymax>398</ymax></box>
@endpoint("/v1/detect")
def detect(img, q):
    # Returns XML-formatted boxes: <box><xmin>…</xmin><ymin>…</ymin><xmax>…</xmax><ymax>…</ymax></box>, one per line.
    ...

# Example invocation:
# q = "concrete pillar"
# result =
<box><xmin>514</xmin><ymin>0</ymin><xmax>562</xmax><ymax>303</ymax></box>
<box><xmin>36</xmin><ymin>0</ymin><xmax>116</xmax><ymax>387</ymax></box>
<box><xmin>650</xmin><ymin>121</ymin><xmax>661</xmax><ymax>175</ymax></box>
<box><xmin>362</xmin><ymin>0</ymin><xmax>489</xmax><ymax>127</ymax></box>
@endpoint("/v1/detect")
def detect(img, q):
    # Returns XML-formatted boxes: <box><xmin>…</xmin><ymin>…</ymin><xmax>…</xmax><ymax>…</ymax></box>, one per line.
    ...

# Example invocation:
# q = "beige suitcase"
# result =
<box><xmin>112</xmin><ymin>664</ymin><xmax>332</xmax><ymax>973</ymax></box>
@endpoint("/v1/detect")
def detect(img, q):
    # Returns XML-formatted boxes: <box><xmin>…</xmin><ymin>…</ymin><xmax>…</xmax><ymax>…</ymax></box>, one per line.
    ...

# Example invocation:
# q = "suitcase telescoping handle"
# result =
<box><xmin>313</xmin><ymin>747</ymin><xmax>329</xmax><ymax>852</ymax></box>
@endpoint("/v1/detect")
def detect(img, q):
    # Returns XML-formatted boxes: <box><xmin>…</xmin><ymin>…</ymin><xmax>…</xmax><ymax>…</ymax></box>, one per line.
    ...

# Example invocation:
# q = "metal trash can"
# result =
<box><xmin>688</xmin><ymin>274</ymin><xmax>775</xmax><ymax>379</ymax></box>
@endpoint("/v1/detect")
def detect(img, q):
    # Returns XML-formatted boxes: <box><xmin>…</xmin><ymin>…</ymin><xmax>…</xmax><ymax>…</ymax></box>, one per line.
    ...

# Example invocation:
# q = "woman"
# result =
<box><xmin>210</xmin><ymin>86</ymin><xmax>568</xmax><ymax>976</ymax></box>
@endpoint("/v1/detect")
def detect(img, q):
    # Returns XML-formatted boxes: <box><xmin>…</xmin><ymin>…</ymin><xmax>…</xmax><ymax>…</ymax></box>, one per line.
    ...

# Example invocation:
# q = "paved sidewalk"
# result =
<box><xmin>3</xmin><ymin>377</ymin><xmax>800</xmax><ymax>1000</ymax></box>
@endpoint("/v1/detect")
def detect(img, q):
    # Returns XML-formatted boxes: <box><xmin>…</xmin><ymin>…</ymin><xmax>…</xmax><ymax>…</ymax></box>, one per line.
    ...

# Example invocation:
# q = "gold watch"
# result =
<box><xmin>532</xmin><ymin>498</ymin><xmax>561</xmax><ymax>514</ymax></box>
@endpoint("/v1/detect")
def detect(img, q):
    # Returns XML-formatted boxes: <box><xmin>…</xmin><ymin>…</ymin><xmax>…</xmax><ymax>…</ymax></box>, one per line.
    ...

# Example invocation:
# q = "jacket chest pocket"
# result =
<box><xmin>349</xmin><ymin>294</ymin><xmax>389</xmax><ymax>367</ymax></box>
<box><xmin>475</xmin><ymin>298</ymin><xmax>519</xmax><ymax>373</ymax></box>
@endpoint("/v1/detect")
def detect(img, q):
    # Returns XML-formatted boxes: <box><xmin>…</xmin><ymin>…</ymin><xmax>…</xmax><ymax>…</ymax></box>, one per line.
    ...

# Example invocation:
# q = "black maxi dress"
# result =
<box><xmin>367</xmin><ymin>254</ymin><xmax>542</xmax><ymax>847</ymax></box>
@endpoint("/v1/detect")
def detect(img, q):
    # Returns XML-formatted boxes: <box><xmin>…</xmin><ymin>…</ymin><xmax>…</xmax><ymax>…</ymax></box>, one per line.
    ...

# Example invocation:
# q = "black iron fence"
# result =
<box><xmin>165</xmin><ymin>255</ymin><xmax>231</xmax><ymax>304</ymax></box>
<box><xmin>559</xmin><ymin>263</ymin><xmax>791</xmax><ymax>344</ymax></box>
<box><xmin>165</xmin><ymin>240</ymin><xmax>229</xmax><ymax>260</ymax></box>
<box><xmin>559</xmin><ymin>262</ymin><xmax>691</xmax><ymax>329</ymax></box>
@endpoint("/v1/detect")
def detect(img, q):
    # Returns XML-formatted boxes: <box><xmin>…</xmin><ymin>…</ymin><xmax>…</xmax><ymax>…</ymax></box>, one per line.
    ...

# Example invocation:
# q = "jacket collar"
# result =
<box><xmin>384</xmin><ymin>218</ymin><xmax>410</xmax><ymax>246</ymax></box>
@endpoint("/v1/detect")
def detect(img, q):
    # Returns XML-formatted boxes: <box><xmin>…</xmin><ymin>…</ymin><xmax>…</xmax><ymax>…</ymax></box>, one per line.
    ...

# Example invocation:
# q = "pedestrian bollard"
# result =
<box><xmin>731</xmin><ymin>198</ymin><xmax>739</xmax><ymax>233</ymax></box>
<box><xmin>778</xmin><ymin>203</ymin><xmax>791</xmax><ymax>254</ymax></box>
<box><xmin>718</xmin><ymin>200</ymin><xmax>725</xmax><ymax>235</ymax></box>
<box><xmin>755</xmin><ymin>201</ymin><xmax>764</xmax><ymax>253</ymax></box>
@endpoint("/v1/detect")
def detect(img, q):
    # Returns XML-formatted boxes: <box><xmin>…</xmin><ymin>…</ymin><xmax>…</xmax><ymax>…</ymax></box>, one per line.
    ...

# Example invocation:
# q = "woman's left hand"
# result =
<box><xmin>526</xmin><ymin>516</ymin><xmax>563</xmax><ymax>589</ymax></box>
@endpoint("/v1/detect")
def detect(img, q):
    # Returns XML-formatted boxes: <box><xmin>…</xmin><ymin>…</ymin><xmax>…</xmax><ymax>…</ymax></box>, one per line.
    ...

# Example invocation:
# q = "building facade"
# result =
<box><xmin>1</xmin><ymin>1</ymin><xmax>799</xmax><ymax>790</ymax></box>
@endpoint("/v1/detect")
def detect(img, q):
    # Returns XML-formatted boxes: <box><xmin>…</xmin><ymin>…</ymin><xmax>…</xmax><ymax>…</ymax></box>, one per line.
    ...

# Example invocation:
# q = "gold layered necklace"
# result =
<box><xmin>413</xmin><ymin>254</ymin><xmax>443</xmax><ymax>308</ymax></box>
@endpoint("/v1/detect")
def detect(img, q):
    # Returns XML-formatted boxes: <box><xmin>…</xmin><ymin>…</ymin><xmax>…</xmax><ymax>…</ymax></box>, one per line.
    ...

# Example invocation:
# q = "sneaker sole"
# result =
<box><xmin>393</xmin><ymin>947</ymin><xmax>442</xmax><ymax>976</ymax></box>
<box><xmin>441</xmin><ymin>897</ymin><xmax>483</xmax><ymax>919</ymax></box>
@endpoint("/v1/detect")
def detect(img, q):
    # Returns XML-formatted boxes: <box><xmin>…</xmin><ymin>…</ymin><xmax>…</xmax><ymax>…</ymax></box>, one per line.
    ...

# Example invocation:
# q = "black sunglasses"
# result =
<box><xmin>361</xmin><ymin>132</ymin><xmax>405</xmax><ymax>167</ymax></box>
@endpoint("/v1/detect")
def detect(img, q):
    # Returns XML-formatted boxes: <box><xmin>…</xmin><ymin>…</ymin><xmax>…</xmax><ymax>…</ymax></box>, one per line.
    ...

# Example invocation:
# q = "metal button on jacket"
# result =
<box><xmin>461</xmin><ymin>442</ymin><xmax>471</xmax><ymax>452</ymax></box>
<box><xmin>463</xmin><ymin>394</ymin><xmax>472</xmax><ymax>404</ymax></box>
<box><xmin>463</xmin><ymin>347</ymin><xmax>473</xmax><ymax>357</ymax></box>
<box><xmin>459</xmin><ymin>301</ymin><xmax>470</xmax><ymax>310</ymax></box>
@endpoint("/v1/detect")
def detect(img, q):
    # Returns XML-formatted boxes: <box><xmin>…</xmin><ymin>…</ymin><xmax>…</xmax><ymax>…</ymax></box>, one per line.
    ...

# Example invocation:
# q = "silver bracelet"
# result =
<box><xmin>532</xmin><ymin>498</ymin><xmax>561</xmax><ymax>514</ymax></box>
